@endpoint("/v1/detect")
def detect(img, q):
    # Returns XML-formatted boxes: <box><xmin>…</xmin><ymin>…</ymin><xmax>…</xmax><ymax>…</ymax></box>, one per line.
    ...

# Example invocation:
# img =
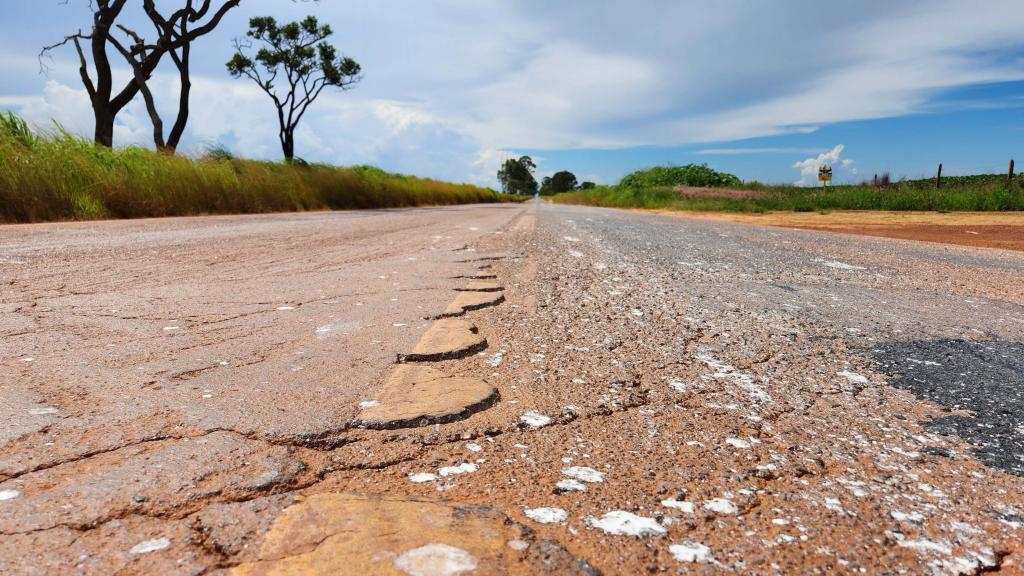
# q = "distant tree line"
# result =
<box><xmin>497</xmin><ymin>155</ymin><xmax>595</xmax><ymax>195</ymax></box>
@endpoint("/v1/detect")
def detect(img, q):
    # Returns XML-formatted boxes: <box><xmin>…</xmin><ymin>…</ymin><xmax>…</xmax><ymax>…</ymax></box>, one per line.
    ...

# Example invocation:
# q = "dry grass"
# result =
<box><xmin>0</xmin><ymin>112</ymin><xmax>513</xmax><ymax>223</ymax></box>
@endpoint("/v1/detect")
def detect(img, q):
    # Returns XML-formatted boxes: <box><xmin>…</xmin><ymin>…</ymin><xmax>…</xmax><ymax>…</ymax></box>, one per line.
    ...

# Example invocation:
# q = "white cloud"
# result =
<box><xmin>793</xmin><ymin>145</ymin><xmax>856</xmax><ymax>186</ymax></box>
<box><xmin>697</xmin><ymin>147</ymin><xmax>822</xmax><ymax>155</ymax></box>
<box><xmin>2</xmin><ymin>80</ymin><xmax>94</xmax><ymax>136</ymax></box>
<box><xmin>3</xmin><ymin>0</ymin><xmax>1024</xmax><ymax>185</ymax></box>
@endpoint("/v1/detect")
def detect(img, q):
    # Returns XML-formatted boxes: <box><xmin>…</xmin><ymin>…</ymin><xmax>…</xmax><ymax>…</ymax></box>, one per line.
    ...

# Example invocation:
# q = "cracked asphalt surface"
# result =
<box><xmin>1</xmin><ymin>202</ymin><xmax>1023</xmax><ymax>574</ymax></box>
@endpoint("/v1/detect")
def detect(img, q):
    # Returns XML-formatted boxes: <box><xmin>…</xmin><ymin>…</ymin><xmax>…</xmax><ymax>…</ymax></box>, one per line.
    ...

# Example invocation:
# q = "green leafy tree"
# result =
<box><xmin>227</xmin><ymin>15</ymin><xmax>361</xmax><ymax>161</ymax></box>
<box><xmin>497</xmin><ymin>156</ymin><xmax>538</xmax><ymax>195</ymax></box>
<box><xmin>540</xmin><ymin>170</ymin><xmax>579</xmax><ymax>195</ymax></box>
<box><xmin>619</xmin><ymin>164</ymin><xmax>742</xmax><ymax>189</ymax></box>
<box><xmin>579</xmin><ymin>181</ymin><xmax>597</xmax><ymax>190</ymax></box>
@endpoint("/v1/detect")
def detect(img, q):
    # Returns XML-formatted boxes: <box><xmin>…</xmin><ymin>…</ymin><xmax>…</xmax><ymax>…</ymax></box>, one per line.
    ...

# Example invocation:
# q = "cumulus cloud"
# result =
<box><xmin>792</xmin><ymin>145</ymin><xmax>856</xmax><ymax>186</ymax></box>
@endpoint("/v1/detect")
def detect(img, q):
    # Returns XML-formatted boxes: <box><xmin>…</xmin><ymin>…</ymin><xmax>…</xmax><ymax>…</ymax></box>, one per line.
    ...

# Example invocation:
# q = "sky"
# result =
<box><xmin>2</xmin><ymin>0</ymin><xmax>1023</xmax><ymax>187</ymax></box>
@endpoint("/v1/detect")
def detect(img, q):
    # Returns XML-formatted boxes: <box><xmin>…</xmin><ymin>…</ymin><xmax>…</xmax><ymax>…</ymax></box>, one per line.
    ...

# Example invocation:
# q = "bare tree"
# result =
<box><xmin>127</xmin><ymin>1</ymin><xmax>319</xmax><ymax>152</ymax></box>
<box><xmin>227</xmin><ymin>15</ymin><xmax>360</xmax><ymax>161</ymax></box>
<box><xmin>41</xmin><ymin>1</ymin><xmax>241</xmax><ymax>148</ymax></box>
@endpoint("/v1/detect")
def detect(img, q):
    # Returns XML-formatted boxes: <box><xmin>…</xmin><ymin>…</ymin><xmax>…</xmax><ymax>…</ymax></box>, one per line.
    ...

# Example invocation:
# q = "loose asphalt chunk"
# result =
<box><xmin>398</xmin><ymin>318</ymin><xmax>487</xmax><ymax>362</ymax></box>
<box><xmin>358</xmin><ymin>365</ymin><xmax>498</xmax><ymax>429</ymax></box>
<box><xmin>228</xmin><ymin>493</ymin><xmax>598</xmax><ymax>576</ymax></box>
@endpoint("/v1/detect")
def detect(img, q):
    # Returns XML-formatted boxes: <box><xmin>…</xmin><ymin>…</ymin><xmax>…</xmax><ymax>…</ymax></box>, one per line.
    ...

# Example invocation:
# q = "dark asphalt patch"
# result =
<box><xmin>868</xmin><ymin>339</ymin><xmax>1024</xmax><ymax>476</ymax></box>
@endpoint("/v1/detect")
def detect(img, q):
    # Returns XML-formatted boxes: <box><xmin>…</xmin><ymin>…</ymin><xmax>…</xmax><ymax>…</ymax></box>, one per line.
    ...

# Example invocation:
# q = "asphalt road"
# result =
<box><xmin>1</xmin><ymin>202</ymin><xmax>1022</xmax><ymax>575</ymax></box>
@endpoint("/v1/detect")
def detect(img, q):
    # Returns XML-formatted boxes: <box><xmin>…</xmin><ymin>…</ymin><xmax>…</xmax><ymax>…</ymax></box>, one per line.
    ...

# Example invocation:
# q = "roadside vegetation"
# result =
<box><xmin>552</xmin><ymin>164</ymin><xmax>1024</xmax><ymax>212</ymax></box>
<box><xmin>0</xmin><ymin>113</ymin><xmax>509</xmax><ymax>223</ymax></box>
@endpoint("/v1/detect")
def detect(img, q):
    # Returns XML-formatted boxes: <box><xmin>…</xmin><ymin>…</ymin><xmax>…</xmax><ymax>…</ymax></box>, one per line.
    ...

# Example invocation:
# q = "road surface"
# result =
<box><xmin>1</xmin><ymin>202</ymin><xmax>1022</xmax><ymax>574</ymax></box>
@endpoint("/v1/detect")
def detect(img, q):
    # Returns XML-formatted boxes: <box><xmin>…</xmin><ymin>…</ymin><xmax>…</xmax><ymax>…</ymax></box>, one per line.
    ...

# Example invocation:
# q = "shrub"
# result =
<box><xmin>619</xmin><ymin>164</ymin><xmax>743</xmax><ymax>189</ymax></box>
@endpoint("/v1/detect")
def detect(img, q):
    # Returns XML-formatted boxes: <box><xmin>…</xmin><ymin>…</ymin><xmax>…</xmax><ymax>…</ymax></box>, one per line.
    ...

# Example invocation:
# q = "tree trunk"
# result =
<box><xmin>165</xmin><ymin>50</ymin><xmax>191</xmax><ymax>152</ymax></box>
<box><xmin>93</xmin><ymin>105</ymin><xmax>116</xmax><ymax>148</ymax></box>
<box><xmin>281</xmin><ymin>131</ymin><xmax>295</xmax><ymax>161</ymax></box>
<box><xmin>164</xmin><ymin>17</ymin><xmax>193</xmax><ymax>153</ymax></box>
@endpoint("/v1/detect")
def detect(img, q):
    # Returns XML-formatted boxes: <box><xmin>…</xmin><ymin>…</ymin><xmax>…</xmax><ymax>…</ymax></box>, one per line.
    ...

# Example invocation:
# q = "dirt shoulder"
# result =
<box><xmin>645</xmin><ymin>209</ymin><xmax>1024</xmax><ymax>252</ymax></box>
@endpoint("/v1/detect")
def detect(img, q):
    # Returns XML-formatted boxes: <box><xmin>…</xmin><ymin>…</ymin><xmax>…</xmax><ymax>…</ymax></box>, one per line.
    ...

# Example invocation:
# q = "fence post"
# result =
<box><xmin>935</xmin><ymin>163</ymin><xmax>942</xmax><ymax>189</ymax></box>
<box><xmin>1009</xmin><ymin>159</ymin><xmax>1015</xmax><ymax>186</ymax></box>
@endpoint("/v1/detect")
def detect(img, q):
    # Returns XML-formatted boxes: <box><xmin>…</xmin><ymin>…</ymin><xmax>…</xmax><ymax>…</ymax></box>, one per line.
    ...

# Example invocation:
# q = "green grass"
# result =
<box><xmin>0</xmin><ymin>112</ymin><xmax>515</xmax><ymax>223</ymax></box>
<box><xmin>553</xmin><ymin>173</ymin><xmax>1024</xmax><ymax>213</ymax></box>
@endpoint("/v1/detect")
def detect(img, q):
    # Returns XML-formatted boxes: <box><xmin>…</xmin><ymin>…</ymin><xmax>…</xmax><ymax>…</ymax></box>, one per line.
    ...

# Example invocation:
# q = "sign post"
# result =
<box><xmin>818</xmin><ymin>164</ymin><xmax>832</xmax><ymax>190</ymax></box>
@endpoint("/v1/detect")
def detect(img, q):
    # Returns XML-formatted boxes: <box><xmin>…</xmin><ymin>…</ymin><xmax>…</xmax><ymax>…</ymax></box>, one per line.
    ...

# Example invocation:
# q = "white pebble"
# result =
<box><xmin>561</xmin><ymin>466</ymin><xmax>606</xmax><ymax>483</ymax></box>
<box><xmin>556</xmin><ymin>479</ymin><xmax>588</xmax><ymax>492</ymax></box>
<box><xmin>726</xmin><ymin>437</ymin><xmax>751</xmax><ymax>450</ymax></box>
<box><xmin>838</xmin><ymin>371</ymin><xmax>869</xmax><ymax>384</ymax></box>
<box><xmin>703</xmin><ymin>498</ymin><xmax>738</xmax><ymax>514</ymax></box>
<box><xmin>408</xmin><ymin>473</ymin><xmax>438</xmax><ymax>483</ymax></box>
<box><xmin>586</xmin><ymin>511</ymin><xmax>666</xmax><ymax>537</ymax></box>
<box><xmin>520</xmin><ymin>411</ymin><xmax>552</xmax><ymax>428</ymax></box>
<box><xmin>129</xmin><ymin>538</ymin><xmax>170</xmax><ymax>555</ymax></box>
<box><xmin>661</xmin><ymin>499</ymin><xmax>695</xmax><ymax>513</ymax></box>
<box><xmin>891</xmin><ymin>510</ymin><xmax>925</xmax><ymax>523</ymax></box>
<box><xmin>0</xmin><ymin>489</ymin><xmax>20</xmax><ymax>501</ymax></box>
<box><xmin>438</xmin><ymin>463</ymin><xmax>478</xmax><ymax>477</ymax></box>
<box><xmin>670</xmin><ymin>541</ymin><xmax>715</xmax><ymax>563</ymax></box>
<box><xmin>524</xmin><ymin>507</ymin><xmax>568</xmax><ymax>524</ymax></box>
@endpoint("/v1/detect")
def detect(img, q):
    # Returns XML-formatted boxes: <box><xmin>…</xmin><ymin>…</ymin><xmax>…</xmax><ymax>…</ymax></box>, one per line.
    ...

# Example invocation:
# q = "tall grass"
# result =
<box><xmin>0</xmin><ymin>113</ymin><xmax>512</xmax><ymax>223</ymax></box>
<box><xmin>554</xmin><ymin>173</ymin><xmax>1024</xmax><ymax>213</ymax></box>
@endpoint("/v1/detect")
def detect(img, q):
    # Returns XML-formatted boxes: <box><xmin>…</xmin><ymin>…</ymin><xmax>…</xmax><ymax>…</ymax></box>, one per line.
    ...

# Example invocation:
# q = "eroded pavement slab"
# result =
<box><xmin>228</xmin><ymin>492</ymin><xmax>596</xmax><ymax>576</ymax></box>
<box><xmin>399</xmin><ymin>318</ymin><xmax>487</xmax><ymax>362</ymax></box>
<box><xmin>358</xmin><ymin>365</ymin><xmax>498</xmax><ymax>429</ymax></box>
<box><xmin>440</xmin><ymin>291</ymin><xmax>506</xmax><ymax>318</ymax></box>
<box><xmin>455</xmin><ymin>280</ymin><xmax>504</xmax><ymax>292</ymax></box>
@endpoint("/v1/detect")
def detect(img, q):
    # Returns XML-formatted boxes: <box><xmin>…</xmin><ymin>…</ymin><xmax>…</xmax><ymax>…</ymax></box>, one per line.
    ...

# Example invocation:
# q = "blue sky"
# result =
<box><xmin>2</xmin><ymin>1</ymin><xmax>1023</xmax><ymax>187</ymax></box>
